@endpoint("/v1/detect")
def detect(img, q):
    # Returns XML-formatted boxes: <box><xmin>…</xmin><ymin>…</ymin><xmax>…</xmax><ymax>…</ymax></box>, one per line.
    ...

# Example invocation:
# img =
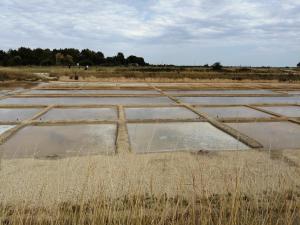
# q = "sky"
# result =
<box><xmin>0</xmin><ymin>0</ymin><xmax>300</xmax><ymax>66</ymax></box>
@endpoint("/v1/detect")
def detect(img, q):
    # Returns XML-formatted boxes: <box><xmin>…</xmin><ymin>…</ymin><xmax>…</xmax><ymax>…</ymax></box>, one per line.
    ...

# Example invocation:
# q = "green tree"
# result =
<box><xmin>126</xmin><ymin>55</ymin><xmax>146</xmax><ymax>66</ymax></box>
<box><xmin>211</xmin><ymin>62</ymin><xmax>223</xmax><ymax>71</ymax></box>
<box><xmin>78</xmin><ymin>59</ymin><xmax>93</xmax><ymax>66</ymax></box>
<box><xmin>0</xmin><ymin>48</ymin><xmax>147</xmax><ymax>66</ymax></box>
<box><xmin>297</xmin><ymin>62</ymin><xmax>300</xmax><ymax>67</ymax></box>
<box><xmin>116</xmin><ymin>52</ymin><xmax>125</xmax><ymax>65</ymax></box>
<box><xmin>55</xmin><ymin>53</ymin><xmax>64</xmax><ymax>65</ymax></box>
<box><xmin>64</xmin><ymin>55</ymin><xmax>74</xmax><ymax>65</ymax></box>
<box><xmin>60</xmin><ymin>48</ymin><xmax>80</xmax><ymax>62</ymax></box>
<box><xmin>8</xmin><ymin>56</ymin><xmax>22</xmax><ymax>66</ymax></box>
<box><xmin>0</xmin><ymin>50</ymin><xmax>7</xmax><ymax>66</ymax></box>
<box><xmin>17</xmin><ymin>47</ymin><xmax>35</xmax><ymax>65</ymax></box>
<box><xmin>33</xmin><ymin>48</ymin><xmax>52</xmax><ymax>65</ymax></box>
<box><xmin>94</xmin><ymin>52</ymin><xmax>105</xmax><ymax>65</ymax></box>
<box><xmin>80</xmin><ymin>49</ymin><xmax>96</xmax><ymax>64</ymax></box>
<box><xmin>40</xmin><ymin>58</ymin><xmax>53</xmax><ymax>66</ymax></box>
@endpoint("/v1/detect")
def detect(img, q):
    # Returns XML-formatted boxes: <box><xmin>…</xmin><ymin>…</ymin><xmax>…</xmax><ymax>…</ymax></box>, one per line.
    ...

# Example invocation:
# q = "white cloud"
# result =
<box><xmin>0</xmin><ymin>0</ymin><xmax>299</xmax><ymax>65</ymax></box>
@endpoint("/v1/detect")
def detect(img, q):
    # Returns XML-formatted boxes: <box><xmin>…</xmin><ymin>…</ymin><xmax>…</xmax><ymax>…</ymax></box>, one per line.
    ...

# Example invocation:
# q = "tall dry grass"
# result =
<box><xmin>0</xmin><ymin>151</ymin><xmax>299</xmax><ymax>225</ymax></box>
<box><xmin>1</xmin><ymin>190</ymin><xmax>298</xmax><ymax>225</ymax></box>
<box><xmin>1</xmin><ymin>66</ymin><xmax>300</xmax><ymax>82</ymax></box>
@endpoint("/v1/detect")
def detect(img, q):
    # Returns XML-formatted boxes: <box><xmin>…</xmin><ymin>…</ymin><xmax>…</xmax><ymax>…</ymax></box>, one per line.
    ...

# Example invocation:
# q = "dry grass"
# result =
<box><xmin>0</xmin><ymin>150</ymin><xmax>299</xmax><ymax>224</ymax></box>
<box><xmin>1</xmin><ymin>66</ymin><xmax>300</xmax><ymax>82</ymax></box>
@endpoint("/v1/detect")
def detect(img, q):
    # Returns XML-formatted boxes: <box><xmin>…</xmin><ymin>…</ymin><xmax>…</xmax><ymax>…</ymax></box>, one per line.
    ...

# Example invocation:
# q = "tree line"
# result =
<box><xmin>0</xmin><ymin>47</ymin><xmax>147</xmax><ymax>67</ymax></box>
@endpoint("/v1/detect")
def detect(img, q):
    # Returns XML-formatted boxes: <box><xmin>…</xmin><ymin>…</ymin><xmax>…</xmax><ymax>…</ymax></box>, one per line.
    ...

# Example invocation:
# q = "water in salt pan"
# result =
<box><xmin>26</xmin><ymin>89</ymin><xmax>159</xmax><ymax>95</ymax></box>
<box><xmin>196</xmin><ymin>106</ymin><xmax>272</xmax><ymax>119</ymax></box>
<box><xmin>166</xmin><ymin>89</ymin><xmax>276</xmax><ymax>95</ymax></box>
<box><xmin>0</xmin><ymin>97</ymin><xmax>173</xmax><ymax>105</ymax></box>
<box><xmin>39</xmin><ymin>108</ymin><xmax>117</xmax><ymax>121</ymax></box>
<box><xmin>178</xmin><ymin>96</ymin><xmax>300</xmax><ymax>105</ymax></box>
<box><xmin>0</xmin><ymin>124</ymin><xmax>116</xmax><ymax>159</ymax></box>
<box><xmin>227</xmin><ymin>122</ymin><xmax>300</xmax><ymax>150</ymax></box>
<box><xmin>127</xmin><ymin>122</ymin><xmax>249</xmax><ymax>153</ymax></box>
<box><xmin>285</xmin><ymin>91</ymin><xmax>300</xmax><ymax>95</ymax></box>
<box><xmin>0</xmin><ymin>108</ymin><xmax>42</xmax><ymax>121</ymax></box>
<box><xmin>257</xmin><ymin>106</ymin><xmax>300</xmax><ymax>117</ymax></box>
<box><xmin>125</xmin><ymin>107</ymin><xmax>200</xmax><ymax>120</ymax></box>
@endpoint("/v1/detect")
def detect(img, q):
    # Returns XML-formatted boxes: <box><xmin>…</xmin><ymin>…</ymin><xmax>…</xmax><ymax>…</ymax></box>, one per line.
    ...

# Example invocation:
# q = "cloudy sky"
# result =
<box><xmin>1</xmin><ymin>0</ymin><xmax>300</xmax><ymax>66</ymax></box>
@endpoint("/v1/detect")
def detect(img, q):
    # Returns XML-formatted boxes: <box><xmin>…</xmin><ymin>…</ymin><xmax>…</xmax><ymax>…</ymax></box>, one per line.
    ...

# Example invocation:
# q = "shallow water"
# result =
<box><xmin>125</xmin><ymin>107</ymin><xmax>199</xmax><ymax>120</ymax></box>
<box><xmin>166</xmin><ymin>89</ymin><xmax>276</xmax><ymax>95</ymax></box>
<box><xmin>196</xmin><ymin>106</ymin><xmax>272</xmax><ymax>118</ymax></box>
<box><xmin>26</xmin><ymin>89</ymin><xmax>159</xmax><ymax>95</ymax></box>
<box><xmin>227</xmin><ymin>122</ymin><xmax>300</xmax><ymax>150</ymax></box>
<box><xmin>285</xmin><ymin>91</ymin><xmax>300</xmax><ymax>95</ymax></box>
<box><xmin>38</xmin><ymin>82</ymin><xmax>149</xmax><ymax>88</ymax></box>
<box><xmin>38</xmin><ymin>82</ymin><xmax>117</xmax><ymax>87</ymax></box>
<box><xmin>178</xmin><ymin>96</ymin><xmax>300</xmax><ymax>105</ymax></box>
<box><xmin>39</xmin><ymin>108</ymin><xmax>118</xmax><ymax>121</ymax></box>
<box><xmin>127</xmin><ymin>122</ymin><xmax>249</xmax><ymax>153</ymax></box>
<box><xmin>0</xmin><ymin>108</ymin><xmax>42</xmax><ymax>121</ymax></box>
<box><xmin>0</xmin><ymin>97</ymin><xmax>173</xmax><ymax>105</ymax></box>
<box><xmin>257</xmin><ymin>106</ymin><xmax>300</xmax><ymax>117</ymax></box>
<box><xmin>0</xmin><ymin>124</ymin><xmax>116</xmax><ymax>159</ymax></box>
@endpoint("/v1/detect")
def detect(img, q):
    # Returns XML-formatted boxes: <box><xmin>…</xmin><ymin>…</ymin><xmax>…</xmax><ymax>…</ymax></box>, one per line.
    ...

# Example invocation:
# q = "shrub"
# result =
<box><xmin>8</xmin><ymin>56</ymin><xmax>22</xmax><ymax>66</ymax></box>
<box><xmin>211</xmin><ymin>62</ymin><xmax>223</xmax><ymax>71</ymax></box>
<box><xmin>79</xmin><ymin>59</ymin><xmax>93</xmax><ymax>66</ymax></box>
<box><xmin>40</xmin><ymin>58</ymin><xmax>53</xmax><ymax>66</ymax></box>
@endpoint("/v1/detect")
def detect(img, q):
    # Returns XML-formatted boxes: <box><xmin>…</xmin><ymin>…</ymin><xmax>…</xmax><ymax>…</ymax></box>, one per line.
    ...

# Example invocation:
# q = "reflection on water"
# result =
<box><xmin>196</xmin><ymin>106</ymin><xmax>272</xmax><ymax>118</ymax></box>
<box><xmin>0</xmin><ymin>124</ymin><xmax>116</xmax><ymax>159</ymax></box>
<box><xmin>39</xmin><ymin>108</ymin><xmax>117</xmax><ymax>121</ymax></box>
<box><xmin>227</xmin><ymin>122</ymin><xmax>300</xmax><ymax>150</ymax></box>
<box><xmin>178</xmin><ymin>96</ymin><xmax>300</xmax><ymax>105</ymax></box>
<box><xmin>0</xmin><ymin>108</ymin><xmax>42</xmax><ymax>121</ymax></box>
<box><xmin>125</xmin><ymin>107</ymin><xmax>199</xmax><ymax>120</ymax></box>
<box><xmin>27</xmin><ymin>89</ymin><xmax>159</xmax><ymax>95</ymax></box>
<box><xmin>127</xmin><ymin>122</ymin><xmax>249</xmax><ymax>153</ymax></box>
<box><xmin>0</xmin><ymin>97</ymin><xmax>173</xmax><ymax>105</ymax></box>
<box><xmin>257</xmin><ymin>106</ymin><xmax>300</xmax><ymax>117</ymax></box>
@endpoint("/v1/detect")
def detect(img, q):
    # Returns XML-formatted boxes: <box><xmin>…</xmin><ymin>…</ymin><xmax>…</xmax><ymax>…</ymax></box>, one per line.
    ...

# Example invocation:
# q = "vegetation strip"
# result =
<box><xmin>116</xmin><ymin>105</ymin><xmax>131</xmax><ymax>154</ymax></box>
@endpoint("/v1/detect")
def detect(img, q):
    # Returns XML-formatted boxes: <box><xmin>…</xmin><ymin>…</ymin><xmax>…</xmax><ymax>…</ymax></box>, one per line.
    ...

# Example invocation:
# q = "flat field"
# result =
<box><xmin>0</xmin><ymin>79</ymin><xmax>300</xmax><ymax>225</ymax></box>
